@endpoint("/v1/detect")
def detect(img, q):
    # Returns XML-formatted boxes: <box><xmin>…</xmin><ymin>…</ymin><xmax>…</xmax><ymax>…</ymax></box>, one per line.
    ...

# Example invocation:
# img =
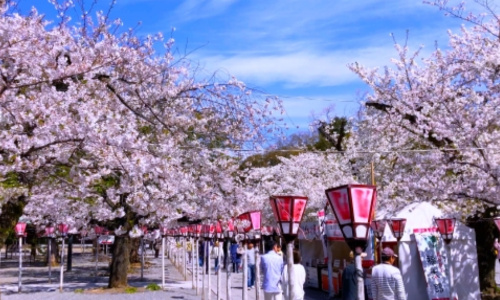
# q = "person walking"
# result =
<box><xmin>371</xmin><ymin>247</ymin><xmax>406</xmax><ymax>300</ymax></box>
<box><xmin>247</xmin><ymin>242</ymin><xmax>257</xmax><ymax>289</ymax></box>
<box><xmin>281</xmin><ymin>250</ymin><xmax>306</xmax><ymax>300</ymax></box>
<box><xmin>230</xmin><ymin>241</ymin><xmax>242</xmax><ymax>273</ymax></box>
<box><xmin>341</xmin><ymin>251</ymin><xmax>361</xmax><ymax>300</ymax></box>
<box><xmin>198</xmin><ymin>240</ymin><xmax>204</xmax><ymax>267</ymax></box>
<box><xmin>211</xmin><ymin>240</ymin><xmax>220</xmax><ymax>274</ymax></box>
<box><xmin>186</xmin><ymin>240</ymin><xmax>193</xmax><ymax>265</ymax></box>
<box><xmin>260</xmin><ymin>240</ymin><xmax>284</xmax><ymax>300</ymax></box>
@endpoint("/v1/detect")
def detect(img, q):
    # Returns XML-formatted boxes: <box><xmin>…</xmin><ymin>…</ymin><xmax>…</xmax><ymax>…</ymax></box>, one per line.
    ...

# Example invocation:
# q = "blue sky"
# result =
<box><xmin>16</xmin><ymin>0</ymin><xmax>474</xmax><ymax>134</ymax></box>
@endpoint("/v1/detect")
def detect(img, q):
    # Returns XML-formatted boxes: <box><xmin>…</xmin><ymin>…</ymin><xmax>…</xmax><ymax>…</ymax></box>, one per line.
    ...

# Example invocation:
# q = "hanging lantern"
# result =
<box><xmin>140</xmin><ymin>225</ymin><xmax>148</xmax><ymax>236</ymax></box>
<box><xmin>494</xmin><ymin>217</ymin><xmax>500</xmax><ymax>233</ymax></box>
<box><xmin>325</xmin><ymin>184</ymin><xmax>377</xmax><ymax>250</ymax></box>
<box><xmin>45</xmin><ymin>226</ymin><xmax>55</xmax><ymax>238</ymax></box>
<box><xmin>269</xmin><ymin>196</ymin><xmax>308</xmax><ymax>243</ymax></box>
<box><xmin>434</xmin><ymin>217</ymin><xmax>456</xmax><ymax>245</ymax></box>
<box><xmin>94</xmin><ymin>226</ymin><xmax>104</xmax><ymax>236</ymax></box>
<box><xmin>235</xmin><ymin>211</ymin><xmax>261</xmax><ymax>234</ymax></box>
<box><xmin>222</xmin><ymin>219</ymin><xmax>235</xmax><ymax>239</ymax></box>
<box><xmin>215</xmin><ymin>221</ymin><xmax>224</xmax><ymax>239</ymax></box>
<box><xmin>58</xmin><ymin>224</ymin><xmax>70</xmax><ymax>237</ymax></box>
<box><xmin>179</xmin><ymin>226</ymin><xmax>188</xmax><ymax>237</ymax></box>
<box><xmin>159</xmin><ymin>225</ymin><xmax>168</xmax><ymax>237</ymax></box>
<box><xmin>202</xmin><ymin>224</ymin><xmax>215</xmax><ymax>239</ymax></box>
<box><xmin>388</xmin><ymin>218</ymin><xmax>407</xmax><ymax>242</ymax></box>
<box><xmin>370</xmin><ymin>219</ymin><xmax>387</xmax><ymax>240</ymax></box>
<box><xmin>192</xmin><ymin>224</ymin><xmax>203</xmax><ymax>238</ymax></box>
<box><xmin>15</xmin><ymin>222</ymin><xmax>27</xmax><ymax>238</ymax></box>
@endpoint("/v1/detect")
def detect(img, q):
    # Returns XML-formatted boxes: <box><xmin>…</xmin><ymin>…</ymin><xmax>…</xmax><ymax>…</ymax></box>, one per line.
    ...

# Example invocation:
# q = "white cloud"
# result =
<box><xmin>196</xmin><ymin>45</ymin><xmax>406</xmax><ymax>87</ymax></box>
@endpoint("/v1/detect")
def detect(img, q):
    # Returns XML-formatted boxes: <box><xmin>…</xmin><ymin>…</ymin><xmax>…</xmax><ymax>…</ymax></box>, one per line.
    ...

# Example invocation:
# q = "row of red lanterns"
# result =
<box><xmin>13</xmin><ymin>184</ymin><xmax>461</xmax><ymax>250</ymax></box>
<box><xmin>371</xmin><ymin>217</ymin><xmax>457</xmax><ymax>244</ymax></box>
<box><xmin>14</xmin><ymin>223</ymin><xmax>71</xmax><ymax>238</ymax></box>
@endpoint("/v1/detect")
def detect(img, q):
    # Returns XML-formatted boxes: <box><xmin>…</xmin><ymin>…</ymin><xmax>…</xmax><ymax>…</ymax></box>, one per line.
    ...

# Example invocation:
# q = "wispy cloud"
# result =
<box><xmin>172</xmin><ymin>0</ymin><xmax>238</xmax><ymax>22</ymax></box>
<box><xmin>196</xmin><ymin>47</ymin><xmax>390</xmax><ymax>88</ymax></box>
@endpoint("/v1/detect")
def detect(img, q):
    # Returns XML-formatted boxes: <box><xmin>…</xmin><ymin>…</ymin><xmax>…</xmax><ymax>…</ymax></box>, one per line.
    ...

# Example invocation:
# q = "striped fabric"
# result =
<box><xmin>371</xmin><ymin>263</ymin><xmax>407</xmax><ymax>300</ymax></box>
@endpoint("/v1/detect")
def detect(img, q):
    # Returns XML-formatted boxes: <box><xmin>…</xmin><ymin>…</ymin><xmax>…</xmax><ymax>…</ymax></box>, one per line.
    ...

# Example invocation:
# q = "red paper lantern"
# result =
<box><xmin>201</xmin><ymin>224</ymin><xmax>214</xmax><ymax>239</ymax></box>
<box><xmin>269</xmin><ymin>196</ymin><xmax>308</xmax><ymax>242</ymax></box>
<box><xmin>434</xmin><ymin>217</ymin><xmax>456</xmax><ymax>244</ymax></box>
<box><xmin>221</xmin><ymin>219</ymin><xmax>235</xmax><ymax>239</ymax></box>
<box><xmin>15</xmin><ymin>222</ymin><xmax>27</xmax><ymax>237</ymax></box>
<box><xmin>193</xmin><ymin>224</ymin><xmax>203</xmax><ymax>238</ymax></box>
<box><xmin>179</xmin><ymin>226</ymin><xmax>188</xmax><ymax>237</ymax></box>
<box><xmin>58</xmin><ymin>223</ymin><xmax>70</xmax><ymax>237</ymax></box>
<box><xmin>236</xmin><ymin>211</ymin><xmax>261</xmax><ymax>234</ymax></box>
<box><xmin>215</xmin><ymin>221</ymin><xmax>223</xmax><ymax>239</ymax></box>
<box><xmin>370</xmin><ymin>219</ymin><xmax>387</xmax><ymax>240</ymax></box>
<box><xmin>45</xmin><ymin>226</ymin><xmax>55</xmax><ymax>238</ymax></box>
<box><xmin>325</xmin><ymin>184</ymin><xmax>377</xmax><ymax>250</ymax></box>
<box><xmin>494</xmin><ymin>217</ymin><xmax>500</xmax><ymax>233</ymax></box>
<box><xmin>159</xmin><ymin>225</ymin><xmax>168</xmax><ymax>237</ymax></box>
<box><xmin>388</xmin><ymin>218</ymin><xmax>407</xmax><ymax>241</ymax></box>
<box><xmin>140</xmin><ymin>225</ymin><xmax>148</xmax><ymax>236</ymax></box>
<box><xmin>94</xmin><ymin>226</ymin><xmax>104</xmax><ymax>236</ymax></box>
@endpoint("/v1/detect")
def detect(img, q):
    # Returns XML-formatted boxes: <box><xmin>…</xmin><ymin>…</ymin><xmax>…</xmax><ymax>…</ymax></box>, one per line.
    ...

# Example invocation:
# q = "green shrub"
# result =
<box><xmin>146</xmin><ymin>283</ymin><xmax>161</xmax><ymax>291</ymax></box>
<box><xmin>74</xmin><ymin>288</ymin><xmax>84</xmax><ymax>293</ymax></box>
<box><xmin>125</xmin><ymin>286</ymin><xmax>137</xmax><ymax>294</ymax></box>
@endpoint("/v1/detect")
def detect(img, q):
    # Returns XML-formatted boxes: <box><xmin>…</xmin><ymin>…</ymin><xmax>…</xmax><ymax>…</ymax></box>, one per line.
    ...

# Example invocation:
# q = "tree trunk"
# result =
<box><xmin>47</xmin><ymin>238</ymin><xmax>59</xmax><ymax>267</ymax></box>
<box><xmin>129</xmin><ymin>238</ymin><xmax>140</xmax><ymax>263</ymax></box>
<box><xmin>469</xmin><ymin>216</ymin><xmax>497</xmax><ymax>293</ymax></box>
<box><xmin>0</xmin><ymin>196</ymin><xmax>26</xmax><ymax>252</ymax></box>
<box><xmin>108</xmin><ymin>235</ymin><xmax>130</xmax><ymax>288</ymax></box>
<box><xmin>154</xmin><ymin>240</ymin><xmax>160</xmax><ymax>258</ymax></box>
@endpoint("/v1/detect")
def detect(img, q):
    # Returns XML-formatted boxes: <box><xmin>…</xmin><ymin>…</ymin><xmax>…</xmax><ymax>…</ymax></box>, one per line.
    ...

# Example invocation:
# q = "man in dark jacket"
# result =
<box><xmin>230</xmin><ymin>241</ymin><xmax>242</xmax><ymax>273</ymax></box>
<box><xmin>341</xmin><ymin>251</ymin><xmax>362</xmax><ymax>300</ymax></box>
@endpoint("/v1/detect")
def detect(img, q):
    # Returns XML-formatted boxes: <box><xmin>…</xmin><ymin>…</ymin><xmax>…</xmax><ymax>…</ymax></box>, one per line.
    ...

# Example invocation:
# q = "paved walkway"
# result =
<box><xmin>0</xmin><ymin>246</ymin><xmax>330</xmax><ymax>300</ymax></box>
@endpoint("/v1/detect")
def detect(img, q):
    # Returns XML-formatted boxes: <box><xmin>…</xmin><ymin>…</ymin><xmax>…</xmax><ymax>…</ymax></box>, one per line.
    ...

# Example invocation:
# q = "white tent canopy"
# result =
<box><xmin>379</xmin><ymin>202</ymin><xmax>480</xmax><ymax>300</ymax></box>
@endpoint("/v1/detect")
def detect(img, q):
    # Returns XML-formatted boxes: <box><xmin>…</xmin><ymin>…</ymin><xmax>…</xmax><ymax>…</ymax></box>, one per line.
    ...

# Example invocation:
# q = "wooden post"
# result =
<box><xmin>255</xmin><ymin>248</ymin><xmax>261</xmax><ymax>300</ymax></box>
<box><xmin>287</xmin><ymin>243</ymin><xmax>295</xmax><ymax>300</ymax></box>
<box><xmin>18</xmin><ymin>236</ymin><xmax>22</xmax><ymax>293</ymax></box>
<box><xmin>192</xmin><ymin>238</ymin><xmax>195</xmax><ymax>289</ymax></box>
<box><xmin>183</xmin><ymin>239</ymin><xmax>187</xmax><ymax>280</ymax></box>
<box><xmin>202</xmin><ymin>240</ymin><xmax>206</xmax><ymax>300</ymax></box>
<box><xmin>226</xmin><ymin>240</ymin><xmax>232</xmax><ymax>300</ymax></box>
<box><xmin>195</xmin><ymin>239</ymin><xmax>200</xmax><ymax>295</ymax></box>
<box><xmin>217</xmin><ymin>241</ymin><xmax>221</xmax><ymax>300</ymax></box>
<box><xmin>162</xmin><ymin>237</ymin><xmax>165</xmax><ymax>289</ymax></box>
<box><xmin>140</xmin><ymin>237</ymin><xmax>144</xmax><ymax>281</ymax></box>
<box><xmin>59</xmin><ymin>238</ymin><xmax>65</xmax><ymax>292</ymax></box>
<box><xmin>207</xmin><ymin>240</ymin><xmax>212</xmax><ymax>300</ymax></box>
<box><xmin>355</xmin><ymin>251</ymin><xmax>364</xmax><ymax>300</ymax></box>
<box><xmin>49</xmin><ymin>238</ymin><xmax>53</xmax><ymax>283</ymax></box>
<box><xmin>242</xmin><ymin>243</ymin><xmax>248</xmax><ymax>300</ymax></box>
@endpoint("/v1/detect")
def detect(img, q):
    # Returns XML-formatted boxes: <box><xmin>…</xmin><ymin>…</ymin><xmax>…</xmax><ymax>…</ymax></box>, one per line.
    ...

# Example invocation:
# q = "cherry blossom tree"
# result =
<box><xmin>348</xmin><ymin>0</ymin><xmax>500</xmax><ymax>291</ymax></box>
<box><xmin>0</xmin><ymin>1</ymin><xmax>282</xmax><ymax>287</ymax></box>
<box><xmin>241</xmin><ymin>151</ymin><xmax>357</xmax><ymax>223</ymax></box>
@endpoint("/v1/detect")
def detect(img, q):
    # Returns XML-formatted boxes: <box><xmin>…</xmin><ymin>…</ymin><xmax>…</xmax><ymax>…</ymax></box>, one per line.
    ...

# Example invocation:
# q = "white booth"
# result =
<box><xmin>379</xmin><ymin>202</ymin><xmax>480</xmax><ymax>300</ymax></box>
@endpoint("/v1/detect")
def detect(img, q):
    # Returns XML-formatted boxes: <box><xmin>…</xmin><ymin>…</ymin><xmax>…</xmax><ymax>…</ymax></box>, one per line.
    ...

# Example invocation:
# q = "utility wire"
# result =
<box><xmin>175</xmin><ymin>145</ymin><xmax>500</xmax><ymax>155</ymax></box>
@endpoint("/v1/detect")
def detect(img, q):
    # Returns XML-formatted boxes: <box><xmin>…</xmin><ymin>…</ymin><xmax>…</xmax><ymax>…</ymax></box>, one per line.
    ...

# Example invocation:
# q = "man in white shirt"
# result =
<box><xmin>281</xmin><ymin>250</ymin><xmax>306</xmax><ymax>300</ymax></box>
<box><xmin>247</xmin><ymin>242</ymin><xmax>257</xmax><ymax>289</ymax></box>
<box><xmin>371</xmin><ymin>247</ymin><xmax>406</xmax><ymax>300</ymax></box>
<box><xmin>261</xmin><ymin>240</ymin><xmax>284</xmax><ymax>300</ymax></box>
